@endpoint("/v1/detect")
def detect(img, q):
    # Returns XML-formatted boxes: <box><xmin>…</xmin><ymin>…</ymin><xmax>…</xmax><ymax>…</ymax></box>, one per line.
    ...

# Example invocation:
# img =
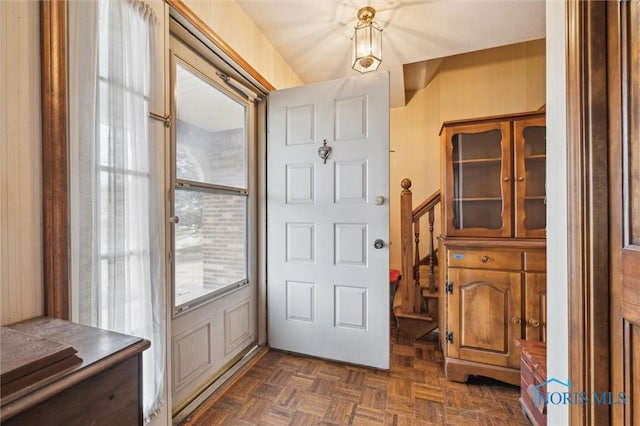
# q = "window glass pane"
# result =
<box><xmin>98</xmin><ymin>84</ymin><xmax>150</xmax><ymax>173</ymax></box>
<box><xmin>174</xmin><ymin>188</ymin><xmax>247</xmax><ymax>308</ymax></box>
<box><xmin>175</xmin><ymin>62</ymin><xmax>247</xmax><ymax>188</ymax></box>
<box><xmin>99</xmin><ymin>171</ymin><xmax>150</xmax><ymax>254</ymax></box>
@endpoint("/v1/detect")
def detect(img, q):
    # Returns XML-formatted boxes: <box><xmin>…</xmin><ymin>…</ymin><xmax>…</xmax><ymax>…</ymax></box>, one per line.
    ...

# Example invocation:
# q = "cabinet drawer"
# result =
<box><xmin>447</xmin><ymin>249</ymin><xmax>522</xmax><ymax>270</ymax></box>
<box><xmin>525</xmin><ymin>251</ymin><xmax>546</xmax><ymax>271</ymax></box>
<box><xmin>522</xmin><ymin>358</ymin><xmax>547</xmax><ymax>416</ymax></box>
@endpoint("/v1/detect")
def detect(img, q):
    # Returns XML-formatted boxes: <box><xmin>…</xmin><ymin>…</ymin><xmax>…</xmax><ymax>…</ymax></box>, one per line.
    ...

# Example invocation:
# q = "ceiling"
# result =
<box><xmin>235</xmin><ymin>0</ymin><xmax>546</xmax><ymax>107</ymax></box>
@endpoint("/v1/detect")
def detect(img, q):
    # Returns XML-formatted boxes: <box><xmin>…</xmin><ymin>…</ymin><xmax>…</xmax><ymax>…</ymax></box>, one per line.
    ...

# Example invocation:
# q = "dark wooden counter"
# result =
<box><xmin>1</xmin><ymin>317</ymin><xmax>150</xmax><ymax>425</ymax></box>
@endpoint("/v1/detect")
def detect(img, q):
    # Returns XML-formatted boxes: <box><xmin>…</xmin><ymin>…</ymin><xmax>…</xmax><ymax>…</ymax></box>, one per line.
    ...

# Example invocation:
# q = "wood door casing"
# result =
<box><xmin>447</xmin><ymin>268</ymin><xmax>522</xmax><ymax>368</ymax></box>
<box><xmin>609</xmin><ymin>1</ymin><xmax>640</xmax><ymax>423</ymax></box>
<box><xmin>564</xmin><ymin>1</ymin><xmax>612</xmax><ymax>423</ymax></box>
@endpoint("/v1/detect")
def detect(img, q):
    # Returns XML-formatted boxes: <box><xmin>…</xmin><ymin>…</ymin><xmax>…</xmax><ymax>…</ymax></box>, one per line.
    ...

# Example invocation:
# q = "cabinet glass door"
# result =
<box><xmin>444</xmin><ymin>121</ymin><xmax>512</xmax><ymax>237</ymax></box>
<box><xmin>514</xmin><ymin>117</ymin><xmax>546</xmax><ymax>238</ymax></box>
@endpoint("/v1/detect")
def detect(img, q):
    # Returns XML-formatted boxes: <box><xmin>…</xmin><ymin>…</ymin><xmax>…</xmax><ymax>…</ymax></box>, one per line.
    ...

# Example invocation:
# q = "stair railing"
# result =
<box><xmin>399</xmin><ymin>178</ymin><xmax>441</xmax><ymax>314</ymax></box>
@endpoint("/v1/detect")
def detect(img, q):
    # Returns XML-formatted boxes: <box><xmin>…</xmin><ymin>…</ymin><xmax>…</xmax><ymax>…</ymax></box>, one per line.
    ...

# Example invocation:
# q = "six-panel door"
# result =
<box><xmin>267</xmin><ymin>72</ymin><xmax>390</xmax><ymax>369</ymax></box>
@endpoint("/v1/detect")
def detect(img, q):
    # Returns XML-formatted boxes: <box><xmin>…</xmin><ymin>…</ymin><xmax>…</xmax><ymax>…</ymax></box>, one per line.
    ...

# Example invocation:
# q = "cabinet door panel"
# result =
<box><xmin>514</xmin><ymin>117</ymin><xmax>546</xmax><ymax>238</ymax></box>
<box><xmin>447</xmin><ymin>268</ymin><xmax>522</xmax><ymax>368</ymax></box>
<box><xmin>442</xmin><ymin>121</ymin><xmax>512</xmax><ymax>238</ymax></box>
<box><xmin>525</xmin><ymin>272</ymin><xmax>546</xmax><ymax>342</ymax></box>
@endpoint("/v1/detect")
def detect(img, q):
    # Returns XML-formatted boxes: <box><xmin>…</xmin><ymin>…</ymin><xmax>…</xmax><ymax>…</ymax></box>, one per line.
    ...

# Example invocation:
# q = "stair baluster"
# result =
<box><xmin>428</xmin><ymin>208</ymin><xmax>436</xmax><ymax>293</ymax></box>
<box><xmin>413</xmin><ymin>220</ymin><xmax>421</xmax><ymax>313</ymax></box>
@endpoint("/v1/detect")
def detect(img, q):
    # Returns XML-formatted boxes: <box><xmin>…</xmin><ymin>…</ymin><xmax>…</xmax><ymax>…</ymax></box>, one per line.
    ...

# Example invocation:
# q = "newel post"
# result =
<box><xmin>400</xmin><ymin>179</ymin><xmax>415</xmax><ymax>313</ymax></box>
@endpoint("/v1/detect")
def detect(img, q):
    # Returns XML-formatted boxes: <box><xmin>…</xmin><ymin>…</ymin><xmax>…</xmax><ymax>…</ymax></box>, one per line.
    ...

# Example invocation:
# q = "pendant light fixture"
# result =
<box><xmin>352</xmin><ymin>6</ymin><xmax>383</xmax><ymax>73</ymax></box>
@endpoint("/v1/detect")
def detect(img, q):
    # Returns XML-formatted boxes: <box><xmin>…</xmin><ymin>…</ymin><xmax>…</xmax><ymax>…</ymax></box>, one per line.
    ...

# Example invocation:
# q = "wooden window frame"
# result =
<box><xmin>41</xmin><ymin>0</ymin><xmax>70</xmax><ymax>319</ymax></box>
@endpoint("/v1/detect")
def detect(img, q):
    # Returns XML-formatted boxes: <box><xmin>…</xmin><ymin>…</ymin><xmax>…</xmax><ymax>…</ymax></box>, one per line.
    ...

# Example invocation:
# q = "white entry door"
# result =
<box><xmin>267</xmin><ymin>72</ymin><xmax>390</xmax><ymax>369</ymax></box>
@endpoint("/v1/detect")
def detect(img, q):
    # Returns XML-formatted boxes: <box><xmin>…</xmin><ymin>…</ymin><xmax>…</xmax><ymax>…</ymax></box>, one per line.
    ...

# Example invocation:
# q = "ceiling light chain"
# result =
<box><xmin>352</xmin><ymin>6</ymin><xmax>383</xmax><ymax>73</ymax></box>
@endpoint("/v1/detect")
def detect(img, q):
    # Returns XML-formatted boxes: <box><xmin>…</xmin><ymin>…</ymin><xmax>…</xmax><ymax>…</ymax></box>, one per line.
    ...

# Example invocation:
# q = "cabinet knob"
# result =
<box><xmin>517</xmin><ymin>176</ymin><xmax>525</xmax><ymax>181</ymax></box>
<box><xmin>480</xmin><ymin>255</ymin><xmax>490</xmax><ymax>263</ymax></box>
<box><xmin>528</xmin><ymin>318</ymin><xmax>540</xmax><ymax>327</ymax></box>
<box><xmin>503</xmin><ymin>177</ymin><xmax>510</xmax><ymax>181</ymax></box>
<box><xmin>511</xmin><ymin>317</ymin><xmax>521</xmax><ymax>325</ymax></box>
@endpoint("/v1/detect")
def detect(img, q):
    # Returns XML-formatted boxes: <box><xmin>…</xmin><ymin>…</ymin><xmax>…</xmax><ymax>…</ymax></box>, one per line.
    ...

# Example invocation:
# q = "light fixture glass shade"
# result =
<box><xmin>352</xmin><ymin>14</ymin><xmax>382</xmax><ymax>73</ymax></box>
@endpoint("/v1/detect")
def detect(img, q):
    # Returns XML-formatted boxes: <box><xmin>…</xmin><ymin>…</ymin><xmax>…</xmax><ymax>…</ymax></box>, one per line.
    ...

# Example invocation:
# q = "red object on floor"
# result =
<box><xmin>390</xmin><ymin>269</ymin><xmax>401</xmax><ymax>283</ymax></box>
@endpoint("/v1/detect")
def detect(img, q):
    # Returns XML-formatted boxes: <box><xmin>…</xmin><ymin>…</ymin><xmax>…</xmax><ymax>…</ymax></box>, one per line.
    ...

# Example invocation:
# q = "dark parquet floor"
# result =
<box><xmin>182</xmin><ymin>322</ymin><xmax>531</xmax><ymax>425</ymax></box>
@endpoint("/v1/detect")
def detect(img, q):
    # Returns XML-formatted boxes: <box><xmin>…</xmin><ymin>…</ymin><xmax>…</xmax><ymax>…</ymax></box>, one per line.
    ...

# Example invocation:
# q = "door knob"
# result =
<box><xmin>373</xmin><ymin>239</ymin><xmax>384</xmax><ymax>249</ymax></box>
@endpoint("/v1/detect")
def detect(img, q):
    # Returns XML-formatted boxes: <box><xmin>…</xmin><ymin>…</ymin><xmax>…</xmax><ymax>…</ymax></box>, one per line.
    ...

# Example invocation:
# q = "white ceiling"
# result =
<box><xmin>235</xmin><ymin>0</ymin><xmax>546</xmax><ymax>107</ymax></box>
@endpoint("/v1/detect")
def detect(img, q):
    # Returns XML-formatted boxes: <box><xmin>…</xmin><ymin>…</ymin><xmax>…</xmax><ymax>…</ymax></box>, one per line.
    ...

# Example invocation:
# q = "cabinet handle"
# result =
<box><xmin>528</xmin><ymin>318</ymin><xmax>540</xmax><ymax>327</ymax></box>
<box><xmin>480</xmin><ymin>255</ymin><xmax>490</xmax><ymax>263</ymax></box>
<box><xmin>511</xmin><ymin>317</ymin><xmax>521</xmax><ymax>325</ymax></box>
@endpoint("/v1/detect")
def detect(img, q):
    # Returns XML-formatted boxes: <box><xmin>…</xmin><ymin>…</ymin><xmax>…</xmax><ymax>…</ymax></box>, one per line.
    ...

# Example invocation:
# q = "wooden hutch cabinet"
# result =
<box><xmin>439</xmin><ymin>111</ymin><xmax>546</xmax><ymax>386</ymax></box>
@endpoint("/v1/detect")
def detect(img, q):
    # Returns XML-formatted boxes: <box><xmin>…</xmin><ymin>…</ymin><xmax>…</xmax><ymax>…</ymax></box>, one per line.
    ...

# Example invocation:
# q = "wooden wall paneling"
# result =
<box><xmin>566</xmin><ymin>1</ymin><xmax>610</xmax><ymax>424</ymax></box>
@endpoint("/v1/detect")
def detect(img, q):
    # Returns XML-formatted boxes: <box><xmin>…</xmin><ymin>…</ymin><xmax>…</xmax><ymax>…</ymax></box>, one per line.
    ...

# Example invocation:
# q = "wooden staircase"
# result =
<box><xmin>393</xmin><ymin>179</ymin><xmax>441</xmax><ymax>339</ymax></box>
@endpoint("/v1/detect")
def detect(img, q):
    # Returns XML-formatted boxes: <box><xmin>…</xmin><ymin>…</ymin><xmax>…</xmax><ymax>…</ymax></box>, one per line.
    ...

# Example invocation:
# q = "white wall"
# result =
<box><xmin>545</xmin><ymin>0</ymin><xmax>569</xmax><ymax>424</ymax></box>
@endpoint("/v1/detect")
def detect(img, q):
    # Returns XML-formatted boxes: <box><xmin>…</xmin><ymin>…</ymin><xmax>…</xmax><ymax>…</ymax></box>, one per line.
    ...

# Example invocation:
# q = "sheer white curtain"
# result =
<box><xmin>69</xmin><ymin>0</ymin><xmax>165</xmax><ymax>420</ymax></box>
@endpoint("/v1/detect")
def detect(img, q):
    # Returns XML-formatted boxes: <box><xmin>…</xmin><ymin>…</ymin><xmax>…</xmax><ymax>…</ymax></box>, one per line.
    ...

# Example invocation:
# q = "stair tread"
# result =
<box><xmin>421</xmin><ymin>288</ymin><xmax>439</xmax><ymax>298</ymax></box>
<box><xmin>393</xmin><ymin>310</ymin><xmax>434</xmax><ymax>322</ymax></box>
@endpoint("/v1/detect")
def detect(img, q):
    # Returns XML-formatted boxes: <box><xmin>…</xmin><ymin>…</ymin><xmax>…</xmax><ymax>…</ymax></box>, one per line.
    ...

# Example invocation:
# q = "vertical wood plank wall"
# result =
<box><xmin>0</xmin><ymin>0</ymin><xmax>44</xmax><ymax>325</ymax></box>
<box><xmin>389</xmin><ymin>39</ymin><xmax>545</xmax><ymax>270</ymax></box>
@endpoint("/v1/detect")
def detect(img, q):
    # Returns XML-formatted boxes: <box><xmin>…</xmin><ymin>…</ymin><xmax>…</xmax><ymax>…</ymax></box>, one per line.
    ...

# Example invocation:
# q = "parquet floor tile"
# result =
<box><xmin>181</xmin><ymin>321</ymin><xmax>531</xmax><ymax>425</ymax></box>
